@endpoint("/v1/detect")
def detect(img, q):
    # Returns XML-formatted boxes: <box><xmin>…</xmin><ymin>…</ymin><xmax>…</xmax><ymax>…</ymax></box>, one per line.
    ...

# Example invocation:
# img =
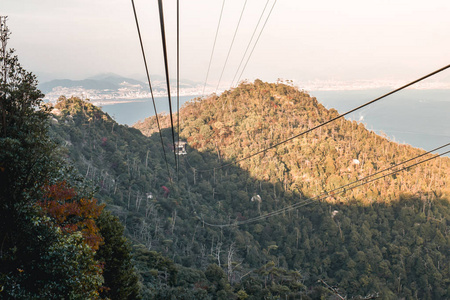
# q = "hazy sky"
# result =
<box><xmin>2</xmin><ymin>0</ymin><xmax>450</xmax><ymax>87</ymax></box>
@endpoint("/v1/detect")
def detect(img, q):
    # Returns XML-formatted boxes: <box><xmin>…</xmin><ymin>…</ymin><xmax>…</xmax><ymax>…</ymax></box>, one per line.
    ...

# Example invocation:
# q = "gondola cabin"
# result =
<box><xmin>175</xmin><ymin>141</ymin><xmax>187</xmax><ymax>155</ymax></box>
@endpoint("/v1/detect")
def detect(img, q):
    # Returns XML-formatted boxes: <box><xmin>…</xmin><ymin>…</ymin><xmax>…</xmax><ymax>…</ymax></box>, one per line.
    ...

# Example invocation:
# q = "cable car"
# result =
<box><xmin>175</xmin><ymin>141</ymin><xmax>187</xmax><ymax>155</ymax></box>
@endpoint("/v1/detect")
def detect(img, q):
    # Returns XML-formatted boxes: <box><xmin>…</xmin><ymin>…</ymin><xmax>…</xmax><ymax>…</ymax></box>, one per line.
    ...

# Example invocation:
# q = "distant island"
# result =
<box><xmin>39</xmin><ymin>73</ymin><xmax>206</xmax><ymax>105</ymax></box>
<box><xmin>40</xmin><ymin>73</ymin><xmax>450</xmax><ymax>106</ymax></box>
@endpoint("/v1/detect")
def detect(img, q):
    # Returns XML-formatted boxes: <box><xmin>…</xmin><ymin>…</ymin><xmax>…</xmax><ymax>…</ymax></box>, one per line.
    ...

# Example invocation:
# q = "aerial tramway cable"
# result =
<box><xmin>194</xmin><ymin>144</ymin><xmax>450</xmax><ymax>227</ymax></box>
<box><xmin>130</xmin><ymin>0</ymin><xmax>172</xmax><ymax>180</ymax></box>
<box><xmin>230</xmin><ymin>0</ymin><xmax>270</xmax><ymax>88</ymax></box>
<box><xmin>235</xmin><ymin>149</ymin><xmax>450</xmax><ymax>226</ymax></box>
<box><xmin>202</xmin><ymin>0</ymin><xmax>226</xmax><ymax>97</ymax></box>
<box><xmin>235</xmin><ymin>0</ymin><xmax>277</xmax><ymax>86</ymax></box>
<box><xmin>189</xmin><ymin>64</ymin><xmax>450</xmax><ymax>173</ymax></box>
<box><xmin>232</xmin><ymin>144</ymin><xmax>450</xmax><ymax>226</ymax></box>
<box><xmin>157</xmin><ymin>0</ymin><xmax>178</xmax><ymax>175</ymax></box>
<box><xmin>215</xmin><ymin>0</ymin><xmax>248</xmax><ymax>93</ymax></box>
<box><xmin>176</xmin><ymin>0</ymin><xmax>180</xmax><ymax>178</ymax></box>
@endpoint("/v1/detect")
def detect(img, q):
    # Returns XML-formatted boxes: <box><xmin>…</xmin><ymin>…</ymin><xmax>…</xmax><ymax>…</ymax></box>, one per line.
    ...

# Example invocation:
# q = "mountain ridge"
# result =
<box><xmin>135</xmin><ymin>79</ymin><xmax>450</xmax><ymax>204</ymax></box>
<box><xmin>50</xmin><ymin>81</ymin><xmax>450</xmax><ymax>299</ymax></box>
<box><xmin>39</xmin><ymin>73</ymin><xmax>204</xmax><ymax>102</ymax></box>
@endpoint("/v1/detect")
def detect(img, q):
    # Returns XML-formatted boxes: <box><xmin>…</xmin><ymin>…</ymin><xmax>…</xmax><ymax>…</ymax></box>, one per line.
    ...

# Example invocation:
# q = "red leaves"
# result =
<box><xmin>42</xmin><ymin>181</ymin><xmax>77</xmax><ymax>201</ymax></box>
<box><xmin>39</xmin><ymin>181</ymin><xmax>105</xmax><ymax>251</ymax></box>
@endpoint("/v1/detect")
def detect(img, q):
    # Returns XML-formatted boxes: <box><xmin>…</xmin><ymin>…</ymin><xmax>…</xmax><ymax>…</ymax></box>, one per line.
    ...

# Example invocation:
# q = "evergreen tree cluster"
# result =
<box><xmin>0</xmin><ymin>48</ymin><xmax>140</xmax><ymax>298</ymax></box>
<box><xmin>48</xmin><ymin>80</ymin><xmax>450</xmax><ymax>298</ymax></box>
<box><xmin>136</xmin><ymin>79</ymin><xmax>450</xmax><ymax>204</ymax></box>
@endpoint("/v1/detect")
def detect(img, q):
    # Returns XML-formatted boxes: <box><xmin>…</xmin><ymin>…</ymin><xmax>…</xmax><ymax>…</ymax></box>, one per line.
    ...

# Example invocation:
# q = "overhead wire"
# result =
<box><xmin>197</xmin><ymin>144</ymin><xmax>450</xmax><ymax>227</ymax></box>
<box><xmin>131</xmin><ymin>1</ymin><xmax>449</xmax><ymax>228</ymax></box>
<box><xmin>232</xmin><ymin>143</ymin><xmax>450</xmax><ymax>226</ymax></box>
<box><xmin>215</xmin><ymin>0</ymin><xmax>248</xmax><ymax>93</ymax></box>
<box><xmin>235</xmin><ymin>0</ymin><xmax>278</xmax><ymax>86</ymax></box>
<box><xmin>230</xmin><ymin>0</ymin><xmax>270</xmax><ymax>88</ymax></box>
<box><xmin>130</xmin><ymin>0</ymin><xmax>172</xmax><ymax>180</ymax></box>
<box><xmin>202</xmin><ymin>0</ymin><xmax>226</xmax><ymax>97</ymax></box>
<box><xmin>232</xmin><ymin>64</ymin><xmax>450</xmax><ymax>167</ymax></box>
<box><xmin>157</xmin><ymin>0</ymin><xmax>178</xmax><ymax>175</ymax></box>
<box><xmin>189</xmin><ymin>64</ymin><xmax>450</xmax><ymax>173</ymax></box>
<box><xmin>177</xmin><ymin>0</ymin><xmax>180</xmax><ymax>178</ymax></box>
<box><xmin>237</xmin><ymin>148</ymin><xmax>450</xmax><ymax>226</ymax></box>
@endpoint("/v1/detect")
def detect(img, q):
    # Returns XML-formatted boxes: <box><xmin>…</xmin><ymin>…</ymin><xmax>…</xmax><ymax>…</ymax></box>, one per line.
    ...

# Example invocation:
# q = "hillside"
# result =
<box><xmin>50</xmin><ymin>81</ymin><xmax>450</xmax><ymax>299</ymax></box>
<box><xmin>135</xmin><ymin>80</ymin><xmax>450</xmax><ymax>204</ymax></box>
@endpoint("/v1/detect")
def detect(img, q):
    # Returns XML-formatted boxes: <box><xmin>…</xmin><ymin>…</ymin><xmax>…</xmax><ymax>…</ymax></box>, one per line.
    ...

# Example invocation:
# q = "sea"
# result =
<box><xmin>310</xmin><ymin>89</ymin><xmax>450</xmax><ymax>155</ymax></box>
<box><xmin>100</xmin><ymin>89</ymin><xmax>450</xmax><ymax>156</ymax></box>
<box><xmin>99</xmin><ymin>95</ymin><xmax>198</xmax><ymax>125</ymax></box>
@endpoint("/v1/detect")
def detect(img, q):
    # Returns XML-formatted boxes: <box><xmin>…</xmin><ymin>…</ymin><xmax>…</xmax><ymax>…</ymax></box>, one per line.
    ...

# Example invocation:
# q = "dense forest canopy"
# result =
<box><xmin>2</xmin><ymin>13</ymin><xmax>448</xmax><ymax>297</ymax></box>
<box><xmin>135</xmin><ymin>80</ymin><xmax>450</xmax><ymax>205</ymax></box>
<box><xmin>0</xmin><ymin>44</ymin><xmax>140</xmax><ymax>298</ymax></box>
<box><xmin>46</xmin><ymin>80</ymin><xmax>449</xmax><ymax>299</ymax></box>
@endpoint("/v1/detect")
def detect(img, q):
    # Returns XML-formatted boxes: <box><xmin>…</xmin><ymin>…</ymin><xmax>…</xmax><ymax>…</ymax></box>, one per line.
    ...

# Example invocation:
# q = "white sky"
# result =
<box><xmin>2</xmin><ymin>0</ymin><xmax>450</xmax><ymax>87</ymax></box>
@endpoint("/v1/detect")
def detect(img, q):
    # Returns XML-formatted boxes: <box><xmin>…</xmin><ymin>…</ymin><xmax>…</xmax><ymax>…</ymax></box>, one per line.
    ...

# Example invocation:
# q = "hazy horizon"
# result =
<box><xmin>3</xmin><ymin>0</ymin><xmax>450</xmax><ymax>89</ymax></box>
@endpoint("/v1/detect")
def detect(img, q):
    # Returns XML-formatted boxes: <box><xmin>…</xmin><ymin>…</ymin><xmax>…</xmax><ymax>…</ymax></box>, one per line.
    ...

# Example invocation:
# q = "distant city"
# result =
<box><xmin>40</xmin><ymin>73</ymin><xmax>450</xmax><ymax>106</ymax></box>
<box><xmin>43</xmin><ymin>83</ymin><xmax>205</xmax><ymax>105</ymax></box>
<box><xmin>300</xmin><ymin>79</ymin><xmax>450</xmax><ymax>92</ymax></box>
<box><xmin>40</xmin><ymin>75</ymin><xmax>206</xmax><ymax>105</ymax></box>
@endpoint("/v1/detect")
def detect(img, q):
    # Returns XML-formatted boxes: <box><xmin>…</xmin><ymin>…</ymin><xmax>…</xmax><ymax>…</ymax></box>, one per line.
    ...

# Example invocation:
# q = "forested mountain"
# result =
<box><xmin>135</xmin><ymin>80</ymin><xmax>450</xmax><ymax>204</ymax></box>
<box><xmin>49</xmin><ymin>80</ymin><xmax>450</xmax><ymax>299</ymax></box>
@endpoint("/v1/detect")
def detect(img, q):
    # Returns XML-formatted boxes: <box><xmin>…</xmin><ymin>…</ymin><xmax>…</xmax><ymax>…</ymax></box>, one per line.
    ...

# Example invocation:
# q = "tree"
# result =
<box><xmin>0</xmin><ymin>212</ymin><xmax>103</xmax><ymax>299</ymax></box>
<box><xmin>39</xmin><ymin>181</ymin><xmax>105</xmax><ymax>251</ymax></box>
<box><xmin>133</xmin><ymin>245</ymin><xmax>178</xmax><ymax>298</ymax></box>
<box><xmin>0</xmin><ymin>49</ymin><xmax>57</xmax><ymax>208</ymax></box>
<box><xmin>0</xmin><ymin>28</ymin><xmax>103</xmax><ymax>298</ymax></box>
<box><xmin>205</xmin><ymin>264</ymin><xmax>233</xmax><ymax>299</ymax></box>
<box><xmin>95</xmin><ymin>211</ymin><xmax>141</xmax><ymax>299</ymax></box>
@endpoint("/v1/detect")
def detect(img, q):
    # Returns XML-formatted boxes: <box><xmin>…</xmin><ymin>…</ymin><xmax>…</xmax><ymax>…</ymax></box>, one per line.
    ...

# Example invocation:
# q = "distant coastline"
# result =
<box><xmin>91</xmin><ymin>99</ymin><xmax>147</xmax><ymax>106</ymax></box>
<box><xmin>99</xmin><ymin>95</ymin><xmax>198</xmax><ymax>126</ymax></box>
<box><xmin>41</xmin><ymin>75</ymin><xmax>450</xmax><ymax>104</ymax></box>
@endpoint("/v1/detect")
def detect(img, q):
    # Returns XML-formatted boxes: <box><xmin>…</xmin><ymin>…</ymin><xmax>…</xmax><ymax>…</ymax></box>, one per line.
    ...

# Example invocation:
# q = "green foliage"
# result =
<box><xmin>136</xmin><ymin>81</ymin><xmax>450</xmax><ymax>204</ymax></box>
<box><xmin>0</xmin><ymin>208</ymin><xmax>103</xmax><ymax>299</ymax></box>
<box><xmin>50</xmin><ymin>81</ymin><xmax>450</xmax><ymax>299</ymax></box>
<box><xmin>0</xmin><ymin>49</ymin><xmax>63</xmax><ymax>209</ymax></box>
<box><xmin>0</xmin><ymin>46</ymin><xmax>108</xmax><ymax>298</ymax></box>
<box><xmin>205</xmin><ymin>263</ymin><xmax>232</xmax><ymax>297</ymax></box>
<box><xmin>96</xmin><ymin>211</ymin><xmax>141</xmax><ymax>299</ymax></box>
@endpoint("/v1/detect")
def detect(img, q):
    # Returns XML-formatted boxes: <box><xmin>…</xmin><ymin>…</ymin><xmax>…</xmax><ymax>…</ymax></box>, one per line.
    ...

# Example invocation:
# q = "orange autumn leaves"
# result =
<box><xmin>39</xmin><ymin>181</ymin><xmax>105</xmax><ymax>251</ymax></box>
